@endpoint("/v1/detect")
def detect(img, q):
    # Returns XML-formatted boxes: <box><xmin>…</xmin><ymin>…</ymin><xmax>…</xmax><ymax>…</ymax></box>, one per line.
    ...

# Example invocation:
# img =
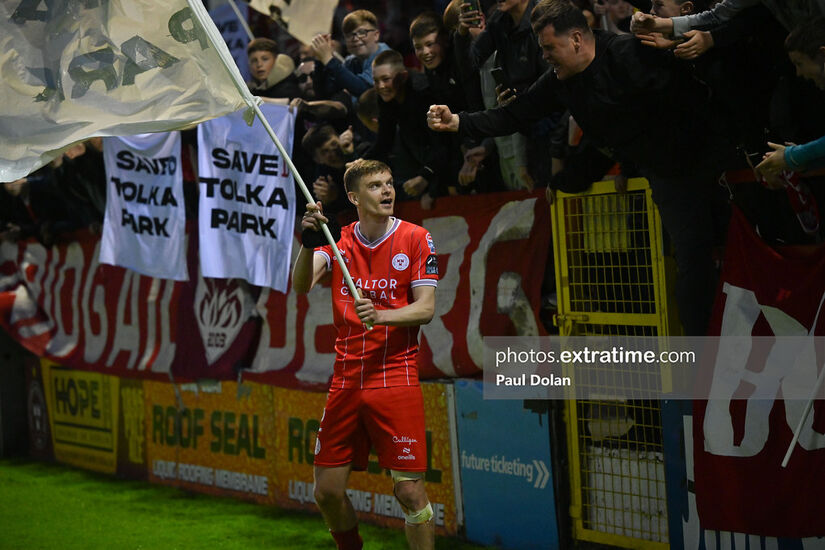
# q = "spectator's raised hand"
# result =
<box><xmin>338</xmin><ymin>126</ymin><xmax>354</xmax><ymax>155</ymax></box>
<box><xmin>458</xmin><ymin>161</ymin><xmax>478</xmax><ymax>186</ymax></box>
<box><xmin>518</xmin><ymin>166</ymin><xmax>535</xmax><ymax>191</ymax></box>
<box><xmin>313</xmin><ymin>176</ymin><xmax>339</xmax><ymax>205</ymax></box>
<box><xmin>630</xmin><ymin>12</ymin><xmax>673</xmax><ymax>35</ymax></box>
<box><xmin>402</xmin><ymin>176</ymin><xmax>428</xmax><ymax>197</ymax></box>
<box><xmin>427</xmin><ymin>105</ymin><xmax>459</xmax><ymax>132</ymax></box>
<box><xmin>674</xmin><ymin>30</ymin><xmax>713</xmax><ymax>59</ymax></box>
<box><xmin>636</xmin><ymin>32</ymin><xmax>679</xmax><ymax>50</ymax></box>
<box><xmin>458</xmin><ymin>146</ymin><xmax>487</xmax><ymax>186</ymax></box>
<box><xmin>310</xmin><ymin>33</ymin><xmax>335</xmax><ymax>65</ymax></box>
<box><xmin>495</xmin><ymin>85</ymin><xmax>516</xmax><ymax>106</ymax></box>
<box><xmin>458</xmin><ymin>3</ymin><xmax>483</xmax><ymax>35</ymax></box>
<box><xmin>755</xmin><ymin>142</ymin><xmax>789</xmax><ymax>179</ymax></box>
<box><xmin>289</xmin><ymin>97</ymin><xmax>305</xmax><ymax>114</ymax></box>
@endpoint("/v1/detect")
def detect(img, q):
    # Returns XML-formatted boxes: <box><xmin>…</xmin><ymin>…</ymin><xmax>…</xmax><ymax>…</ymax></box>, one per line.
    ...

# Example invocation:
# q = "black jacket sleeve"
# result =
<box><xmin>458</xmin><ymin>69</ymin><xmax>561</xmax><ymax>141</ymax></box>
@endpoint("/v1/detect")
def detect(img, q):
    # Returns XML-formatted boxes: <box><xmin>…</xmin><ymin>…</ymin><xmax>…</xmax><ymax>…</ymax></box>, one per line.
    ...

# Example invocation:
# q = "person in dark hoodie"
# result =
<box><xmin>409</xmin><ymin>11</ymin><xmax>499</xmax><ymax>195</ymax></box>
<box><xmin>363</xmin><ymin>50</ymin><xmax>452</xmax><ymax>209</ymax></box>
<box><xmin>246</xmin><ymin>38</ymin><xmax>300</xmax><ymax>100</ymax></box>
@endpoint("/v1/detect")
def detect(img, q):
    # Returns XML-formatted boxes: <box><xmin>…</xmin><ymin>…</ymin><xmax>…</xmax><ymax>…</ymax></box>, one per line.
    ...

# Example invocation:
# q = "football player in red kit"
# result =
<box><xmin>292</xmin><ymin>159</ymin><xmax>438</xmax><ymax>550</ymax></box>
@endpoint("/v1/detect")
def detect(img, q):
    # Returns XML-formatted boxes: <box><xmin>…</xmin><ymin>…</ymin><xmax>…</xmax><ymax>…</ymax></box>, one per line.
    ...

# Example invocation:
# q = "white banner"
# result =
<box><xmin>197</xmin><ymin>103</ymin><xmax>296</xmax><ymax>292</ymax></box>
<box><xmin>0</xmin><ymin>0</ymin><xmax>248</xmax><ymax>182</ymax></box>
<box><xmin>100</xmin><ymin>133</ymin><xmax>188</xmax><ymax>281</ymax></box>
<box><xmin>209</xmin><ymin>2</ymin><xmax>251</xmax><ymax>83</ymax></box>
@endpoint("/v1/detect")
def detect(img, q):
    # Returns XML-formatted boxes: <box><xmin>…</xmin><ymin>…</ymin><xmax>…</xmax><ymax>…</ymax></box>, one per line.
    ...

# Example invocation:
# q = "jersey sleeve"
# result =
<box><xmin>411</xmin><ymin>229</ymin><xmax>439</xmax><ymax>288</ymax></box>
<box><xmin>315</xmin><ymin>244</ymin><xmax>333</xmax><ymax>272</ymax></box>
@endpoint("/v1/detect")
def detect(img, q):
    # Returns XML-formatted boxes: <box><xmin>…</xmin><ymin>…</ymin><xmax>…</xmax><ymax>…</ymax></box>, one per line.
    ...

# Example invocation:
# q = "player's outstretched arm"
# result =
<box><xmin>355</xmin><ymin>286</ymin><xmax>435</xmax><ymax>327</ymax></box>
<box><xmin>293</xmin><ymin>202</ymin><xmax>331</xmax><ymax>294</ymax></box>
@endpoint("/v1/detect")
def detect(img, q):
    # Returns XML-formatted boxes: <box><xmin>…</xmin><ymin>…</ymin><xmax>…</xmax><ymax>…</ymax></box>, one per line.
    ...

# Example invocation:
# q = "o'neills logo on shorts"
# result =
<box><xmin>397</xmin><ymin>454</ymin><xmax>416</xmax><ymax>460</ymax></box>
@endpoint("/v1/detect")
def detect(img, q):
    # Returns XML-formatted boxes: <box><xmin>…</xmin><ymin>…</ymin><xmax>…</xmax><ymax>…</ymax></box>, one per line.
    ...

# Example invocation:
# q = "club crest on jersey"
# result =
<box><xmin>426</xmin><ymin>233</ymin><xmax>435</xmax><ymax>253</ymax></box>
<box><xmin>392</xmin><ymin>253</ymin><xmax>410</xmax><ymax>271</ymax></box>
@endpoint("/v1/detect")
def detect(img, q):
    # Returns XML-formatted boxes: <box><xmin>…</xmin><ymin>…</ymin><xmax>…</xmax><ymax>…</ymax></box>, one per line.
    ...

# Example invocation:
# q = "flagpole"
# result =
<box><xmin>226</xmin><ymin>0</ymin><xmax>254</xmax><ymax>41</ymax></box>
<box><xmin>185</xmin><ymin>0</ymin><xmax>371</xmax><ymax>329</ymax></box>
<box><xmin>781</xmin><ymin>291</ymin><xmax>825</xmax><ymax>467</ymax></box>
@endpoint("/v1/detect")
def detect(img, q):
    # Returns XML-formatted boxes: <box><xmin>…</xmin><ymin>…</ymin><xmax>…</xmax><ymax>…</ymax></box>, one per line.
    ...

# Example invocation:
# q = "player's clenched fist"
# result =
<box><xmin>302</xmin><ymin>201</ymin><xmax>328</xmax><ymax>232</ymax></box>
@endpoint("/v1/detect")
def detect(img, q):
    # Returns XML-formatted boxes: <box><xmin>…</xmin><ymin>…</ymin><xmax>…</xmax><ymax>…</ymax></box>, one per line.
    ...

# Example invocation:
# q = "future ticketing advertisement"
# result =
<box><xmin>39</xmin><ymin>360</ymin><xmax>120</xmax><ymax>474</ymax></box>
<box><xmin>455</xmin><ymin>379</ymin><xmax>559</xmax><ymax>549</ymax></box>
<box><xmin>271</xmin><ymin>382</ymin><xmax>460</xmax><ymax>535</ymax></box>
<box><xmin>144</xmin><ymin>380</ymin><xmax>276</xmax><ymax>505</ymax></box>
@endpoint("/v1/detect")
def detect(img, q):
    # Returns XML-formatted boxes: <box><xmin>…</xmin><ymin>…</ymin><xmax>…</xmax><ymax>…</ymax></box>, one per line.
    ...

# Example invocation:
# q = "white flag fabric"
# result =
<box><xmin>0</xmin><ymin>0</ymin><xmax>249</xmax><ymax>182</ymax></box>
<box><xmin>248</xmin><ymin>0</ymin><xmax>338</xmax><ymax>45</ymax></box>
<box><xmin>209</xmin><ymin>2</ymin><xmax>252</xmax><ymax>82</ymax></box>
<box><xmin>100</xmin><ymin>133</ymin><xmax>188</xmax><ymax>281</ymax></box>
<box><xmin>197</xmin><ymin>103</ymin><xmax>296</xmax><ymax>292</ymax></box>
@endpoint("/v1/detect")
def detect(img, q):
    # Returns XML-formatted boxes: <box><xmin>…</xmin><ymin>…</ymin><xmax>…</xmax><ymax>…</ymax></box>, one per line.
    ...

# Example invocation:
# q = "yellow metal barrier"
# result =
<box><xmin>551</xmin><ymin>179</ymin><xmax>676</xmax><ymax>549</ymax></box>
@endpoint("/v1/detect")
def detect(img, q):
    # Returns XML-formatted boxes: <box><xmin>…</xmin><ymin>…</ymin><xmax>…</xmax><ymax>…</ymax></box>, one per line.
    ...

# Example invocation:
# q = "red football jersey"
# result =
<box><xmin>316</xmin><ymin>218</ymin><xmax>439</xmax><ymax>389</ymax></box>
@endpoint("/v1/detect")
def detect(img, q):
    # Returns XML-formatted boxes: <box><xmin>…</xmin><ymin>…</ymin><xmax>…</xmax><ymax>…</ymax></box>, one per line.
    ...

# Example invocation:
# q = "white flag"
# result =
<box><xmin>248</xmin><ymin>0</ymin><xmax>338</xmax><ymax>46</ymax></box>
<box><xmin>197</xmin><ymin>103</ymin><xmax>296</xmax><ymax>292</ymax></box>
<box><xmin>100</xmin><ymin>132</ymin><xmax>188</xmax><ymax>281</ymax></box>
<box><xmin>209</xmin><ymin>2</ymin><xmax>251</xmax><ymax>82</ymax></box>
<box><xmin>0</xmin><ymin>0</ymin><xmax>250</xmax><ymax>182</ymax></box>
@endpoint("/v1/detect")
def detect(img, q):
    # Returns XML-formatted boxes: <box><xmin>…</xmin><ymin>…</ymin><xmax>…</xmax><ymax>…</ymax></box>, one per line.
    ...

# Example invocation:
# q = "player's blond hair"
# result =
<box><xmin>344</xmin><ymin>159</ymin><xmax>391</xmax><ymax>193</ymax></box>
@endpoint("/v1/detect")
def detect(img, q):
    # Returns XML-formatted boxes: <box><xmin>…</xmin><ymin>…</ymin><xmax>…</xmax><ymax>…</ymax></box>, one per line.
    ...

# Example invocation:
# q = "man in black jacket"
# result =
<box><xmin>429</xmin><ymin>0</ymin><xmax>737</xmax><ymax>335</ymax></box>
<box><xmin>365</xmin><ymin>50</ymin><xmax>452</xmax><ymax>208</ymax></box>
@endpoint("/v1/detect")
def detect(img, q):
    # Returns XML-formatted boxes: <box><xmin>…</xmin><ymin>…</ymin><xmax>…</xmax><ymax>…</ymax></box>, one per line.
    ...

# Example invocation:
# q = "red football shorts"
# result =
<box><xmin>314</xmin><ymin>385</ymin><xmax>427</xmax><ymax>472</ymax></box>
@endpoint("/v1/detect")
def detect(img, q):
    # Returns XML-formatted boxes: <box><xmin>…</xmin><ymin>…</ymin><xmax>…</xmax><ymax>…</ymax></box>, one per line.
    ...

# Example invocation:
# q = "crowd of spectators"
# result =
<box><xmin>3</xmin><ymin>0</ymin><xmax>825</xmax><ymax>336</ymax></box>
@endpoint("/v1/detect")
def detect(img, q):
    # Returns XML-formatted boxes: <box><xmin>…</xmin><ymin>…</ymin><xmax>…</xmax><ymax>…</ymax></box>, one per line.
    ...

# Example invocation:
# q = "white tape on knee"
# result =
<box><xmin>404</xmin><ymin>502</ymin><xmax>433</xmax><ymax>525</ymax></box>
<box><xmin>391</xmin><ymin>470</ymin><xmax>424</xmax><ymax>484</ymax></box>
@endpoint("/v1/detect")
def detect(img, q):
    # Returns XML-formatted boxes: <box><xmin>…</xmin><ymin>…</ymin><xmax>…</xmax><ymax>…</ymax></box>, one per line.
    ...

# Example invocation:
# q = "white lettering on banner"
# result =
<box><xmin>214</xmin><ymin>468</ymin><xmax>268</xmax><ymax>495</ymax></box>
<box><xmin>704</xmin><ymin>284</ymin><xmax>825</xmax><ymax>457</ymax></box>
<box><xmin>48</xmin><ymin>242</ymin><xmax>84</xmax><ymax>357</ymax></box>
<box><xmin>14</xmin><ymin>241</ymin><xmax>51</xmax><ymax>337</ymax></box>
<box><xmin>153</xmin><ymin>276</ymin><xmax>176</xmax><ymax>372</ymax></box>
<box><xmin>138</xmin><ymin>278</ymin><xmax>160</xmax><ymax>371</ymax></box>
<box><xmin>346</xmin><ymin>489</ymin><xmax>372</xmax><ymax>513</ymax></box>
<box><xmin>467</xmin><ymin>199</ymin><xmax>536</xmax><ymax>367</ymax></box>
<box><xmin>249</xmin><ymin>237</ymin><xmax>300</xmax><ymax>373</ymax></box>
<box><xmin>197</xmin><ymin>103</ymin><xmax>296</xmax><ymax>292</ymax></box>
<box><xmin>82</xmin><ymin>241</ymin><xmax>108</xmax><ymax>364</ymax></box>
<box><xmin>497</xmin><ymin>272</ymin><xmax>539</xmax><ymax>336</ymax></box>
<box><xmin>1</xmin><ymin>236</ymin><xmax>175</xmax><ymax>373</ymax></box>
<box><xmin>419</xmin><ymin>216</ymin><xmax>469</xmax><ymax>377</ymax></box>
<box><xmin>0</xmin><ymin>241</ymin><xmax>21</xmax><ymax>291</ymax></box>
<box><xmin>153</xmin><ymin>459</ymin><xmax>177</xmax><ymax>480</ymax></box>
<box><xmin>195</xmin><ymin>274</ymin><xmax>254</xmax><ymax>366</ymax></box>
<box><xmin>107</xmin><ymin>270</ymin><xmax>141</xmax><ymax>370</ymax></box>
<box><xmin>151</xmin><ymin>460</ymin><xmax>267</xmax><ymax>496</ymax></box>
<box><xmin>288</xmin><ymin>479</ymin><xmax>316</xmax><ymax>504</ymax></box>
<box><xmin>296</xmin><ymin>284</ymin><xmax>336</xmax><ymax>383</ymax></box>
<box><xmin>681</xmin><ymin>415</ymin><xmax>790</xmax><ymax>550</ymax></box>
<box><xmin>101</xmin><ymin>133</ymin><xmax>187</xmax><ymax>281</ymax></box>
